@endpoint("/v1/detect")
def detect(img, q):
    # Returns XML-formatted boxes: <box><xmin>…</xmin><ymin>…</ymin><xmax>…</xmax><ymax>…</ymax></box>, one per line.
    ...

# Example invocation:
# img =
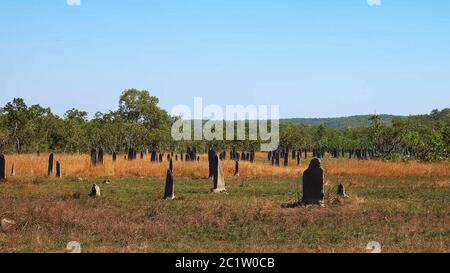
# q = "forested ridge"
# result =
<box><xmin>280</xmin><ymin>115</ymin><xmax>399</xmax><ymax>128</ymax></box>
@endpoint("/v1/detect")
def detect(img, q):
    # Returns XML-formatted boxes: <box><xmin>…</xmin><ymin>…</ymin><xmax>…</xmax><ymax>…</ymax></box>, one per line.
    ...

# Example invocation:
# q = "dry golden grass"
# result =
<box><xmin>2</xmin><ymin>152</ymin><xmax>449</xmax><ymax>180</ymax></box>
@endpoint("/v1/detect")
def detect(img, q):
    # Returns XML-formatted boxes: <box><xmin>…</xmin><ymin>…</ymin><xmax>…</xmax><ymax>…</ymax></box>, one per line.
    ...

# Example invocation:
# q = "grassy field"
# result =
<box><xmin>3</xmin><ymin>153</ymin><xmax>450</xmax><ymax>179</ymax></box>
<box><xmin>0</xmin><ymin>164</ymin><xmax>449</xmax><ymax>253</ymax></box>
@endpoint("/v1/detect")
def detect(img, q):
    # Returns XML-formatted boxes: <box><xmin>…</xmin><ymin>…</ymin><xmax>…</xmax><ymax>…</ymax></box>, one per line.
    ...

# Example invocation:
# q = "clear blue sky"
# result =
<box><xmin>1</xmin><ymin>0</ymin><xmax>449</xmax><ymax>118</ymax></box>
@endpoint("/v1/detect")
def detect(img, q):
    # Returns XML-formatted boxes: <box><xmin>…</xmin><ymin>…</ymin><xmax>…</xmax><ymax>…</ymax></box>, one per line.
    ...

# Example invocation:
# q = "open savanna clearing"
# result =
<box><xmin>0</xmin><ymin>155</ymin><xmax>448</xmax><ymax>253</ymax></box>
<box><xmin>3</xmin><ymin>153</ymin><xmax>450</xmax><ymax>179</ymax></box>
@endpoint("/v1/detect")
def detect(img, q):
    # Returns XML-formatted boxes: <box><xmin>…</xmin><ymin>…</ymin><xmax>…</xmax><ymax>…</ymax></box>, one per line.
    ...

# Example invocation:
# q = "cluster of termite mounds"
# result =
<box><xmin>0</xmin><ymin>153</ymin><xmax>62</xmax><ymax>182</ymax></box>
<box><xmin>0</xmin><ymin>147</ymin><xmax>351</xmax><ymax>208</ymax></box>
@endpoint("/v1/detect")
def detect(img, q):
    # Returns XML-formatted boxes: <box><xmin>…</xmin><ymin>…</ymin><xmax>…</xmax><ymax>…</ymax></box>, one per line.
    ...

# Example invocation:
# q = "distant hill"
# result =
<box><xmin>189</xmin><ymin>115</ymin><xmax>402</xmax><ymax>129</ymax></box>
<box><xmin>280</xmin><ymin>115</ymin><xmax>402</xmax><ymax>129</ymax></box>
<box><xmin>190</xmin><ymin>111</ymin><xmax>443</xmax><ymax>129</ymax></box>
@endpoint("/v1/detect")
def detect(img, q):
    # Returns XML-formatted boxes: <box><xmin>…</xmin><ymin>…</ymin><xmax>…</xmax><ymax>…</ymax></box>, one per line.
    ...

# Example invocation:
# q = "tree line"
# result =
<box><xmin>0</xmin><ymin>89</ymin><xmax>448</xmax><ymax>161</ymax></box>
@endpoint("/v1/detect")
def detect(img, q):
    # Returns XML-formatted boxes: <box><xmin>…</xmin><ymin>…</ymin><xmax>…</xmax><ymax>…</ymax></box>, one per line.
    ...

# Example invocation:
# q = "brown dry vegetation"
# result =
<box><xmin>3</xmin><ymin>153</ymin><xmax>450</xmax><ymax>179</ymax></box>
<box><xmin>0</xmin><ymin>153</ymin><xmax>449</xmax><ymax>253</ymax></box>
